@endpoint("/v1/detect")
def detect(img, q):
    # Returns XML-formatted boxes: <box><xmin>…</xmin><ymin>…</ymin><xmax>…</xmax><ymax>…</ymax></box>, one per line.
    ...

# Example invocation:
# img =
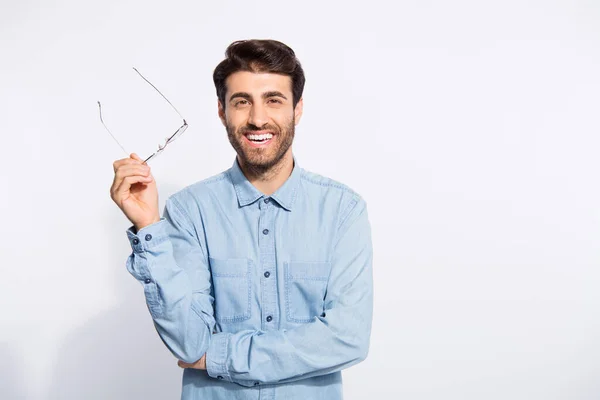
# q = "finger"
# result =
<box><xmin>115</xmin><ymin>164</ymin><xmax>151</xmax><ymax>180</ymax></box>
<box><xmin>177</xmin><ymin>360</ymin><xmax>190</xmax><ymax>368</ymax></box>
<box><xmin>113</xmin><ymin>175</ymin><xmax>154</xmax><ymax>198</ymax></box>
<box><xmin>111</xmin><ymin>165</ymin><xmax>152</xmax><ymax>194</ymax></box>
<box><xmin>130</xmin><ymin>153</ymin><xmax>147</xmax><ymax>165</ymax></box>
<box><xmin>113</xmin><ymin>157</ymin><xmax>142</xmax><ymax>172</ymax></box>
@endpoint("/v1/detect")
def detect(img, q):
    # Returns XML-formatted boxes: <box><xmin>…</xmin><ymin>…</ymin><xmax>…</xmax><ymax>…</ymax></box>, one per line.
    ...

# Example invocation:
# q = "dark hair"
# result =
<box><xmin>213</xmin><ymin>39</ymin><xmax>305</xmax><ymax>110</ymax></box>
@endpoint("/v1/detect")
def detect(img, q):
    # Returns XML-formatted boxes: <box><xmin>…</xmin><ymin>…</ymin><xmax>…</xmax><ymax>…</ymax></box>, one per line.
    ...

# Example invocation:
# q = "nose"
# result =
<box><xmin>248</xmin><ymin>103</ymin><xmax>269</xmax><ymax>128</ymax></box>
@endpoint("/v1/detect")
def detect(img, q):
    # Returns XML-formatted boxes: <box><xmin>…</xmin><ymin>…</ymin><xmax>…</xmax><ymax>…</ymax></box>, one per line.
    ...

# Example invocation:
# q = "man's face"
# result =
<box><xmin>218</xmin><ymin>71</ymin><xmax>303</xmax><ymax>171</ymax></box>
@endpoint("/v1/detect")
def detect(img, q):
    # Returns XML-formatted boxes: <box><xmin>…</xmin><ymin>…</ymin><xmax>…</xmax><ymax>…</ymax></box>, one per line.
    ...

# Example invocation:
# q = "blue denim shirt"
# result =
<box><xmin>125</xmin><ymin>156</ymin><xmax>373</xmax><ymax>400</ymax></box>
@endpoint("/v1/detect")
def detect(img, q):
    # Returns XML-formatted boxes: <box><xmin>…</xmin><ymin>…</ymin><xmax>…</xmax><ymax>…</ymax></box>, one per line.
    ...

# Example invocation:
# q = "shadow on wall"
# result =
<box><xmin>0</xmin><ymin>343</ymin><xmax>27</xmax><ymax>399</ymax></box>
<box><xmin>47</xmin><ymin>183</ymin><xmax>186</xmax><ymax>400</ymax></box>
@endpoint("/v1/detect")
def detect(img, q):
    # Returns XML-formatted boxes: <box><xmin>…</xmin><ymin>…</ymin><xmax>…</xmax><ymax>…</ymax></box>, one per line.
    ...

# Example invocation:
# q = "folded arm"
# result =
<box><xmin>204</xmin><ymin>196</ymin><xmax>373</xmax><ymax>386</ymax></box>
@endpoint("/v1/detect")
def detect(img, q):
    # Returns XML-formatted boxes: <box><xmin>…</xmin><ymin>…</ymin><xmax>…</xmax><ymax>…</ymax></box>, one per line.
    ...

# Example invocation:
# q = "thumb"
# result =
<box><xmin>130</xmin><ymin>153</ymin><xmax>144</xmax><ymax>163</ymax></box>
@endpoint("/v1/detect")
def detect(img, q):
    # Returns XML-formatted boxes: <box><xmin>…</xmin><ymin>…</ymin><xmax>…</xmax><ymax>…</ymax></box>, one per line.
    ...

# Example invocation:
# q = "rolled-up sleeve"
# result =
<box><xmin>125</xmin><ymin>195</ymin><xmax>215</xmax><ymax>364</ymax></box>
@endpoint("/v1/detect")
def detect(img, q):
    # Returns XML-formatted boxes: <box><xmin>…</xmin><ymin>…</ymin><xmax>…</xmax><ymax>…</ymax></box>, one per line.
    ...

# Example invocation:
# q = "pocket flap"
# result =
<box><xmin>209</xmin><ymin>256</ymin><xmax>249</xmax><ymax>277</ymax></box>
<box><xmin>286</xmin><ymin>261</ymin><xmax>331</xmax><ymax>281</ymax></box>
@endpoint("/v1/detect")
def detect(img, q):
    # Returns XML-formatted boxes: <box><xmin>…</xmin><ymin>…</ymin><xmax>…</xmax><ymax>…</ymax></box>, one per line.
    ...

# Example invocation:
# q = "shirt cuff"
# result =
<box><xmin>125</xmin><ymin>218</ymin><xmax>167</xmax><ymax>253</ymax></box>
<box><xmin>206</xmin><ymin>332</ymin><xmax>232</xmax><ymax>382</ymax></box>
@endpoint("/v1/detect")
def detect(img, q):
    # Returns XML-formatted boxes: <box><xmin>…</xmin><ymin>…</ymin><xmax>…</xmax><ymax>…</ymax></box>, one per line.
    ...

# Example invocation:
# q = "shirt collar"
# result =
<box><xmin>229</xmin><ymin>155</ymin><xmax>301</xmax><ymax>211</ymax></box>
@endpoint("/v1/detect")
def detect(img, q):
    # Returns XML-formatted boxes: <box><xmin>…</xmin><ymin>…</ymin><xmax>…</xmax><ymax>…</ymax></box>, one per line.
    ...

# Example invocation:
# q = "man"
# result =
<box><xmin>110</xmin><ymin>39</ymin><xmax>373</xmax><ymax>400</ymax></box>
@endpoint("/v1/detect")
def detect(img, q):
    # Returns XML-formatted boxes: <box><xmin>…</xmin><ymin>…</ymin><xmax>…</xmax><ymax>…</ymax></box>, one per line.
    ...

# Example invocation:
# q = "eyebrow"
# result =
<box><xmin>229</xmin><ymin>91</ymin><xmax>288</xmax><ymax>102</ymax></box>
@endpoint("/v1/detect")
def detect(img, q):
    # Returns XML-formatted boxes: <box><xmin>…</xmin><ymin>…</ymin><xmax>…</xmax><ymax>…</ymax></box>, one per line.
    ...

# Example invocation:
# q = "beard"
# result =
<box><xmin>226</xmin><ymin>115</ymin><xmax>295</xmax><ymax>175</ymax></box>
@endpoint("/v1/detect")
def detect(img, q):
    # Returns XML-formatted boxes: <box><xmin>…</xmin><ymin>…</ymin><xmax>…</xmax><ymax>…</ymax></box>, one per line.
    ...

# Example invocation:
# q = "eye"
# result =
<box><xmin>234</xmin><ymin>100</ymin><xmax>249</xmax><ymax>107</ymax></box>
<box><xmin>268</xmin><ymin>98</ymin><xmax>282</xmax><ymax>104</ymax></box>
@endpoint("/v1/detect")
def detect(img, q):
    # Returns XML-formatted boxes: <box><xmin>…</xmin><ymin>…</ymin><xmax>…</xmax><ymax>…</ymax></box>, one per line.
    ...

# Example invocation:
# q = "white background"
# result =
<box><xmin>1</xmin><ymin>0</ymin><xmax>599</xmax><ymax>399</ymax></box>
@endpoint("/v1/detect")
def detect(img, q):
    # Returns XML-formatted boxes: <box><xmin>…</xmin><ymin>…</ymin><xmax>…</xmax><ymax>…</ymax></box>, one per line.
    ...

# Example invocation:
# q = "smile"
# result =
<box><xmin>244</xmin><ymin>131</ymin><xmax>274</xmax><ymax>147</ymax></box>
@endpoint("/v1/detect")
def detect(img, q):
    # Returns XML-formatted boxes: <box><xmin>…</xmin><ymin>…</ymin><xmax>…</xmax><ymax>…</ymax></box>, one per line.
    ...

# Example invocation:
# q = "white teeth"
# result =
<box><xmin>247</xmin><ymin>133</ymin><xmax>273</xmax><ymax>141</ymax></box>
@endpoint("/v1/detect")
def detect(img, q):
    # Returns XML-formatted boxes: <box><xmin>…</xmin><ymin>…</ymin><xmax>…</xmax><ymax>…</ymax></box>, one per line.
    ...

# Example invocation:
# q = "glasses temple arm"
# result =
<box><xmin>132</xmin><ymin>67</ymin><xmax>185</xmax><ymax>121</ymax></box>
<box><xmin>98</xmin><ymin>101</ymin><xmax>129</xmax><ymax>156</ymax></box>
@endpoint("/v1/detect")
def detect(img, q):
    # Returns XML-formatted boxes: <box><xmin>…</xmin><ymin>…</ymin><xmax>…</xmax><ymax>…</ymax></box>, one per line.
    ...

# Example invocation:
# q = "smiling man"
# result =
<box><xmin>115</xmin><ymin>39</ymin><xmax>373</xmax><ymax>400</ymax></box>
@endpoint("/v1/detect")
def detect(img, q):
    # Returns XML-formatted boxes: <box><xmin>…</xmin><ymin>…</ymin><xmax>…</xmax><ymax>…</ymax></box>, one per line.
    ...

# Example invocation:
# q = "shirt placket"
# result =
<box><xmin>258</xmin><ymin>196</ymin><xmax>278</xmax><ymax>399</ymax></box>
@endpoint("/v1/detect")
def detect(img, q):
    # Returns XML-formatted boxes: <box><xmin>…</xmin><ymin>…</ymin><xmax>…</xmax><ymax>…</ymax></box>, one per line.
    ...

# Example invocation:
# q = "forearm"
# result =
<box><xmin>206</xmin><ymin>256</ymin><xmax>373</xmax><ymax>386</ymax></box>
<box><xmin>126</xmin><ymin>216</ymin><xmax>215</xmax><ymax>363</ymax></box>
<box><xmin>206</xmin><ymin>306</ymin><xmax>371</xmax><ymax>386</ymax></box>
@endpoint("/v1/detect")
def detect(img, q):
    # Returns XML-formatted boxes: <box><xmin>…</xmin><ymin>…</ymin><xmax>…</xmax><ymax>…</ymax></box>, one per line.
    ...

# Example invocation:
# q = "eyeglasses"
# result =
<box><xmin>98</xmin><ymin>67</ymin><xmax>188</xmax><ymax>164</ymax></box>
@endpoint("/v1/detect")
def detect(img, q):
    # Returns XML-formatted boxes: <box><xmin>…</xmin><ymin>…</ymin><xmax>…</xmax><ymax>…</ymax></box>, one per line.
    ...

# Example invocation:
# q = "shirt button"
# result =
<box><xmin>145</xmin><ymin>234</ymin><xmax>152</xmax><ymax>241</ymax></box>
<box><xmin>132</xmin><ymin>238</ymin><xmax>140</xmax><ymax>245</ymax></box>
<box><xmin>264</xmin><ymin>271</ymin><xmax>270</xmax><ymax>278</ymax></box>
<box><xmin>264</xmin><ymin>198</ymin><xmax>270</xmax><ymax>203</ymax></box>
<box><xmin>144</xmin><ymin>278</ymin><xmax>151</xmax><ymax>284</ymax></box>
<box><xmin>217</xmin><ymin>375</ymin><xmax>223</xmax><ymax>380</ymax></box>
<box><xmin>262</xmin><ymin>229</ymin><xmax>269</xmax><ymax>235</ymax></box>
<box><xmin>254</xmin><ymin>381</ymin><xmax>260</xmax><ymax>386</ymax></box>
<box><xmin>266</xmin><ymin>315</ymin><xmax>273</xmax><ymax>322</ymax></box>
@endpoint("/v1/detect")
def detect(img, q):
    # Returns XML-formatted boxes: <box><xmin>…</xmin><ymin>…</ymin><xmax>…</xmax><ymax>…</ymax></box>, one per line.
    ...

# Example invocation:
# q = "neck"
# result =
<box><xmin>238</xmin><ymin>150</ymin><xmax>294</xmax><ymax>196</ymax></box>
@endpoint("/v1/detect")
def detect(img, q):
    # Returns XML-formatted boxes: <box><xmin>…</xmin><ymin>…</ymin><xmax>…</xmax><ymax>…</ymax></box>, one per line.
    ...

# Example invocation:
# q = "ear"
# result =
<box><xmin>294</xmin><ymin>97</ymin><xmax>304</xmax><ymax>125</ymax></box>
<box><xmin>218</xmin><ymin>99</ymin><xmax>226</xmax><ymax>127</ymax></box>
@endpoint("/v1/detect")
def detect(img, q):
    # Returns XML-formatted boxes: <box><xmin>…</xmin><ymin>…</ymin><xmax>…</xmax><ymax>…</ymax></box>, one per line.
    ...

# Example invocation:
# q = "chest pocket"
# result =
<box><xmin>284</xmin><ymin>261</ymin><xmax>332</xmax><ymax>323</ymax></box>
<box><xmin>209</xmin><ymin>257</ymin><xmax>252</xmax><ymax>323</ymax></box>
